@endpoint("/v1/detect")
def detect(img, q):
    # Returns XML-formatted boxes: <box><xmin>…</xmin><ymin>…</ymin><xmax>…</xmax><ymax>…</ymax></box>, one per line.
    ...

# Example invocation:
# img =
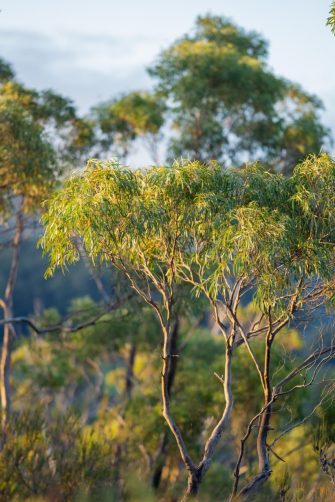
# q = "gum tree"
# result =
<box><xmin>41</xmin><ymin>156</ymin><xmax>335</xmax><ymax>499</ymax></box>
<box><xmin>90</xmin><ymin>15</ymin><xmax>330</xmax><ymax>171</ymax></box>
<box><xmin>149</xmin><ymin>15</ymin><xmax>329</xmax><ymax>172</ymax></box>
<box><xmin>0</xmin><ymin>58</ymin><xmax>93</xmax><ymax>433</ymax></box>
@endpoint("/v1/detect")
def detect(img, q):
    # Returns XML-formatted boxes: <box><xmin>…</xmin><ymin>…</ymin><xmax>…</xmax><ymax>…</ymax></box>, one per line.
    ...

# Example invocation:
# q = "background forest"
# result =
<box><xmin>0</xmin><ymin>2</ymin><xmax>335</xmax><ymax>501</ymax></box>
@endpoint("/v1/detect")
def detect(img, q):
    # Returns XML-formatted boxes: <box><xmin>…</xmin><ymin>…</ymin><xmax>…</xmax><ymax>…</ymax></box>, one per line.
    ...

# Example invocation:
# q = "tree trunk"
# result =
<box><xmin>198</xmin><ymin>343</ymin><xmax>234</xmax><ymax>478</ymax></box>
<box><xmin>125</xmin><ymin>342</ymin><xmax>136</xmax><ymax>400</ymax></box>
<box><xmin>0</xmin><ymin>208</ymin><xmax>23</xmax><ymax>435</ymax></box>
<box><xmin>237</xmin><ymin>332</ymin><xmax>273</xmax><ymax>499</ymax></box>
<box><xmin>151</xmin><ymin>432</ymin><xmax>168</xmax><ymax>490</ymax></box>
<box><xmin>181</xmin><ymin>469</ymin><xmax>202</xmax><ymax>501</ymax></box>
<box><xmin>256</xmin><ymin>390</ymin><xmax>272</xmax><ymax>474</ymax></box>
<box><xmin>0</xmin><ymin>313</ymin><xmax>14</xmax><ymax>433</ymax></box>
<box><xmin>256</xmin><ymin>333</ymin><xmax>273</xmax><ymax>476</ymax></box>
<box><xmin>151</xmin><ymin>318</ymin><xmax>180</xmax><ymax>490</ymax></box>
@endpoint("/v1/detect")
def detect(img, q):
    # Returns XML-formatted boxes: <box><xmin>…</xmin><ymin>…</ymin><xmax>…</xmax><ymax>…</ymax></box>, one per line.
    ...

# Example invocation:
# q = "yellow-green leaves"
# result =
<box><xmin>0</xmin><ymin>61</ymin><xmax>94</xmax><ymax>219</ymax></box>
<box><xmin>41</xmin><ymin>155</ymin><xmax>335</xmax><ymax>315</ymax></box>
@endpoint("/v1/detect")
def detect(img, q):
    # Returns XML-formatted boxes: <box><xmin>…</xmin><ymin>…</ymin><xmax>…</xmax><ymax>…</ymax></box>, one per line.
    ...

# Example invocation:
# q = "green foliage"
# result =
<box><xmin>0</xmin><ymin>58</ymin><xmax>95</xmax><ymax>219</ymax></box>
<box><xmin>91</xmin><ymin>91</ymin><xmax>165</xmax><ymax>161</ymax></box>
<box><xmin>1</xmin><ymin>10</ymin><xmax>335</xmax><ymax>500</ymax></box>
<box><xmin>327</xmin><ymin>1</ymin><xmax>335</xmax><ymax>34</ymax></box>
<box><xmin>0</xmin><ymin>80</ymin><xmax>56</xmax><ymax>217</ymax></box>
<box><xmin>9</xmin><ymin>300</ymin><xmax>325</xmax><ymax>501</ymax></box>
<box><xmin>0</xmin><ymin>58</ymin><xmax>15</xmax><ymax>83</ymax></box>
<box><xmin>38</xmin><ymin>155</ymin><xmax>335</xmax><ymax>499</ymax></box>
<box><xmin>13</xmin><ymin>296</ymin><xmax>160</xmax><ymax>414</ymax></box>
<box><xmin>41</xmin><ymin>155</ymin><xmax>335</xmax><ymax>314</ymax></box>
<box><xmin>149</xmin><ymin>15</ymin><xmax>329</xmax><ymax>171</ymax></box>
<box><xmin>0</xmin><ymin>411</ymin><xmax>116</xmax><ymax>501</ymax></box>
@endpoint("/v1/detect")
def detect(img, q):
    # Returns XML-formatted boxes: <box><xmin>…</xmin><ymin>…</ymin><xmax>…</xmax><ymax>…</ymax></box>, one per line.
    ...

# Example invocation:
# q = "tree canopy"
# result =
<box><xmin>91</xmin><ymin>91</ymin><xmax>165</xmax><ymax>163</ymax></box>
<box><xmin>148</xmin><ymin>15</ymin><xmax>329</xmax><ymax>172</ymax></box>
<box><xmin>0</xmin><ymin>57</ymin><xmax>93</xmax><ymax>218</ymax></box>
<box><xmin>41</xmin><ymin>154</ymin><xmax>335</xmax><ymax>498</ymax></box>
<box><xmin>41</xmin><ymin>155</ymin><xmax>335</xmax><ymax>306</ymax></box>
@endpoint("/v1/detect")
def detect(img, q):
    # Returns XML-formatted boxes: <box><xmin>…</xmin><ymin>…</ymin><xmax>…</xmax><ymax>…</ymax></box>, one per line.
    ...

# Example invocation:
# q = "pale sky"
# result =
<box><xmin>0</xmin><ymin>0</ymin><xmax>334</xmax><ymax>157</ymax></box>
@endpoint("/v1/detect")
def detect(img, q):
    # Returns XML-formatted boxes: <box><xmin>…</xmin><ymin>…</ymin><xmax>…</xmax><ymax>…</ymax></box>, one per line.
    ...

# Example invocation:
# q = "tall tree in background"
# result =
<box><xmin>148</xmin><ymin>15</ymin><xmax>329</xmax><ymax>172</ymax></box>
<box><xmin>0</xmin><ymin>58</ymin><xmax>93</xmax><ymax>433</ymax></box>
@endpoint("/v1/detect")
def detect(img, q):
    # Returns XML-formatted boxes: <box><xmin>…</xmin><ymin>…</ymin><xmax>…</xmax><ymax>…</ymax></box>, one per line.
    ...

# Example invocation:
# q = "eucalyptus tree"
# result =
<box><xmin>89</xmin><ymin>15</ymin><xmax>329</xmax><ymax>171</ymax></box>
<box><xmin>0</xmin><ymin>76</ymin><xmax>54</xmax><ymax>433</ymax></box>
<box><xmin>0</xmin><ymin>57</ymin><xmax>93</xmax><ymax>433</ymax></box>
<box><xmin>149</xmin><ymin>15</ymin><xmax>329</xmax><ymax>172</ymax></box>
<box><xmin>91</xmin><ymin>91</ymin><xmax>165</xmax><ymax>163</ymax></box>
<box><xmin>41</xmin><ymin>155</ymin><xmax>335</xmax><ymax>499</ymax></box>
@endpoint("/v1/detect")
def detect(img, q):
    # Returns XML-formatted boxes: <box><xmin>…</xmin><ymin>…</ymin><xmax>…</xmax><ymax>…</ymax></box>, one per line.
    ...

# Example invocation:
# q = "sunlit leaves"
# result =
<box><xmin>0</xmin><ymin>59</ymin><xmax>94</xmax><ymax>218</ymax></box>
<box><xmin>42</xmin><ymin>155</ymin><xmax>335</xmax><ymax>314</ymax></box>
<box><xmin>0</xmin><ymin>94</ymin><xmax>56</xmax><ymax>216</ymax></box>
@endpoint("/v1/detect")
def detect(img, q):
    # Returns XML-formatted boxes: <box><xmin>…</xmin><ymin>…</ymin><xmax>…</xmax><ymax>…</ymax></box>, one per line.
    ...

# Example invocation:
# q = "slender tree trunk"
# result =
<box><xmin>0</xmin><ymin>309</ymin><xmax>14</xmax><ymax>433</ymax></box>
<box><xmin>108</xmin><ymin>345</ymin><xmax>137</xmax><ymax>502</ymax></box>
<box><xmin>238</xmin><ymin>332</ymin><xmax>273</xmax><ymax>499</ymax></box>
<box><xmin>151</xmin><ymin>432</ymin><xmax>168</xmax><ymax>490</ymax></box>
<box><xmin>151</xmin><ymin>318</ymin><xmax>179</xmax><ymax>490</ymax></box>
<box><xmin>256</xmin><ymin>333</ymin><xmax>273</xmax><ymax>475</ymax></box>
<box><xmin>167</xmin><ymin>318</ymin><xmax>179</xmax><ymax>396</ymax></box>
<box><xmin>182</xmin><ymin>469</ymin><xmax>202</xmax><ymax>500</ymax></box>
<box><xmin>112</xmin><ymin>443</ymin><xmax>125</xmax><ymax>502</ymax></box>
<box><xmin>158</xmin><ymin>304</ymin><xmax>234</xmax><ymax>501</ymax></box>
<box><xmin>125</xmin><ymin>342</ymin><xmax>137</xmax><ymax>401</ymax></box>
<box><xmin>197</xmin><ymin>342</ymin><xmax>234</xmax><ymax>477</ymax></box>
<box><xmin>256</xmin><ymin>393</ymin><xmax>272</xmax><ymax>474</ymax></box>
<box><xmin>160</xmin><ymin>319</ymin><xmax>196</xmax><ymax>494</ymax></box>
<box><xmin>0</xmin><ymin>208</ymin><xmax>23</xmax><ymax>435</ymax></box>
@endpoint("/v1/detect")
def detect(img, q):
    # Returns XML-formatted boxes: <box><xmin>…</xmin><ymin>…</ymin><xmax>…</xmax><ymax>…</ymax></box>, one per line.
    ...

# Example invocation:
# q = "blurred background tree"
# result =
<box><xmin>91</xmin><ymin>91</ymin><xmax>165</xmax><ymax>163</ymax></box>
<box><xmin>148</xmin><ymin>15</ymin><xmax>329</xmax><ymax>172</ymax></box>
<box><xmin>0</xmin><ymin>58</ymin><xmax>94</xmax><ymax>431</ymax></box>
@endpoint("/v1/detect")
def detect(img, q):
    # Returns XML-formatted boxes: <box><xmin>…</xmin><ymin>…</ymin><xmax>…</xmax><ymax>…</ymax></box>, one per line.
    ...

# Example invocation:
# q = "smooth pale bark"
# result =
<box><xmin>0</xmin><ymin>307</ymin><xmax>14</xmax><ymax>433</ymax></box>
<box><xmin>120</xmin><ymin>269</ymin><xmax>235</xmax><ymax>500</ymax></box>
<box><xmin>161</xmin><ymin>323</ymin><xmax>194</xmax><ymax>474</ymax></box>
<box><xmin>237</xmin><ymin>332</ymin><xmax>273</xmax><ymax>499</ymax></box>
<box><xmin>151</xmin><ymin>318</ymin><xmax>179</xmax><ymax>490</ymax></box>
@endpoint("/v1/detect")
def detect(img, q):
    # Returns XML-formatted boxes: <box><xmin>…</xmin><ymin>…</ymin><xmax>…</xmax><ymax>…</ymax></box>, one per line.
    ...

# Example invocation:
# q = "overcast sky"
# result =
<box><xmin>0</xmin><ymin>0</ymin><xmax>334</xmax><ymax>149</ymax></box>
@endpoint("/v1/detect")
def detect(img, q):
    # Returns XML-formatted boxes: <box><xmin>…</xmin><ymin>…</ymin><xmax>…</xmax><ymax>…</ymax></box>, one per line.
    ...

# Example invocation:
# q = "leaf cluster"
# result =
<box><xmin>41</xmin><ymin>155</ymin><xmax>335</xmax><ymax>315</ymax></box>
